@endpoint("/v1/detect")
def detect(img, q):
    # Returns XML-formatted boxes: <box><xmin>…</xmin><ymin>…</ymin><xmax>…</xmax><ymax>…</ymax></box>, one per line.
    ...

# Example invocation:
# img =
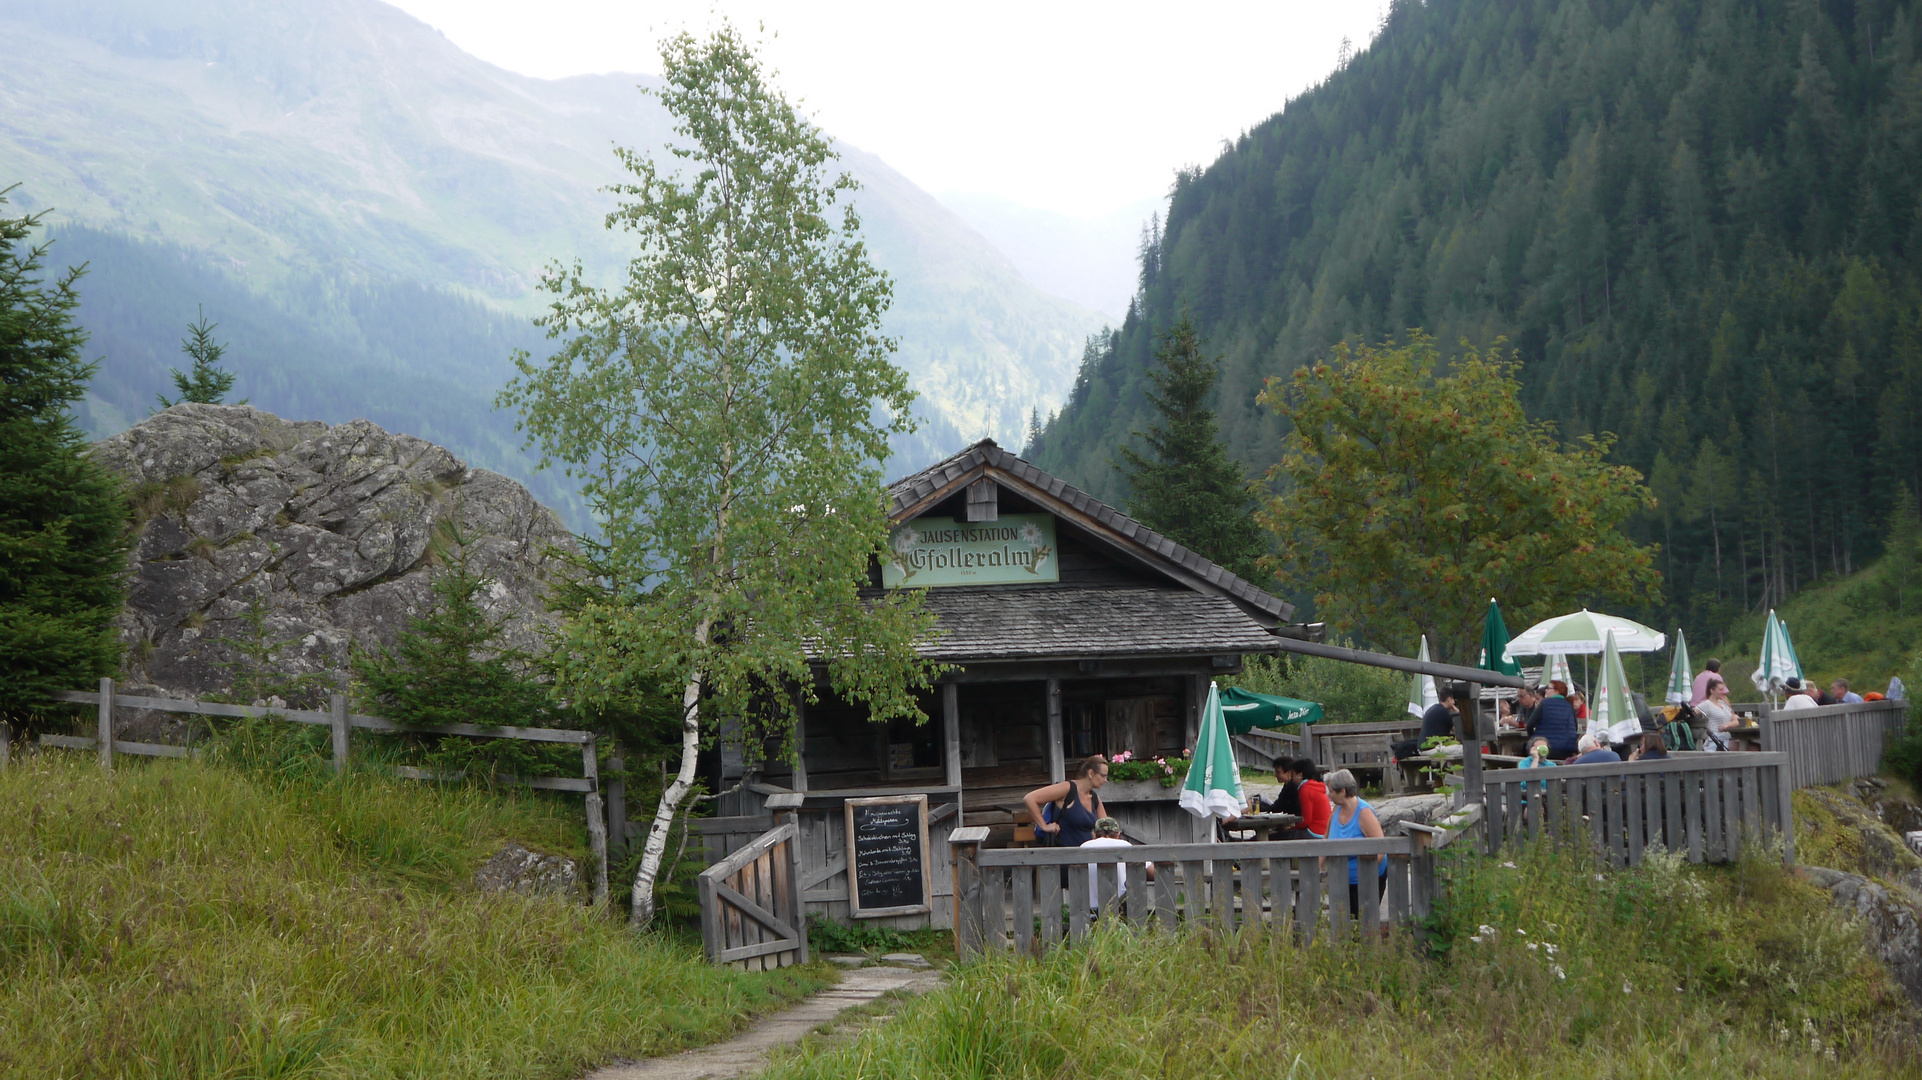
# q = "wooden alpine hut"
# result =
<box><xmin>702</xmin><ymin>439</ymin><xmax>1309</xmax><ymax>932</ymax></box>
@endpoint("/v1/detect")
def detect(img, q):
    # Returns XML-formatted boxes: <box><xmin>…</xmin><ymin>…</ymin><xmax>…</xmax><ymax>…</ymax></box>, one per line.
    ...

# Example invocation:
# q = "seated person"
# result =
<box><xmin>1831</xmin><ymin>678</ymin><xmax>1863</xmax><ymax>705</ymax></box>
<box><xmin>1295</xmin><ymin>759</ymin><xmax>1332</xmax><ymax>838</ymax></box>
<box><xmin>1517</xmin><ymin>735</ymin><xmax>1558</xmax><ymax>790</ymax></box>
<box><xmin>1627</xmin><ymin>730</ymin><xmax>1669</xmax><ymax>761</ymax></box>
<box><xmin>1779</xmin><ymin>677</ymin><xmax>1821</xmax><ymax>711</ymax></box>
<box><xmin>1567</xmin><ymin>731</ymin><xmax>1622</xmax><ymax>765</ymax></box>
<box><xmin>1531</xmin><ymin>684</ymin><xmax>1581</xmax><ymax>758</ymax></box>
<box><xmin>1082</xmin><ymin>817</ymin><xmax>1139</xmax><ymax>911</ymax></box>
<box><xmin>1259</xmin><ymin>760</ymin><xmax>1303</xmax><ymax>816</ymax></box>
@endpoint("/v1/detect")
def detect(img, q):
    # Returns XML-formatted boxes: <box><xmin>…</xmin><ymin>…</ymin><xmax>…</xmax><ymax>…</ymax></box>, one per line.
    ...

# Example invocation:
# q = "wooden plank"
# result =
<box><xmin>1775</xmin><ymin>761</ymin><xmax>1797</xmax><ymax>864</ymax></box>
<box><xmin>942</xmin><ymin>683</ymin><xmax>961</xmax><ymax>788</ymax></box>
<box><xmin>1358</xmin><ymin>855</ymin><xmax>1381</xmax><ymax>933</ymax></box>
<box><xmin>717</xmin><ymin>937</ymin><xmax>803</xmax><ymax>964</ymax></box>
<box><xmin>1068</xmin><ymin>864</ymin><xmax>1090</xmax><ymax>943</ymax></box>
<box><xmin>1485</xmin><ymin>778</ymin><xmax>1506</xmax><ymax>855</ymax></box>
<box><xmin>97</xmin><ymin>677</ymin><xmax>114</xmax><ymax>771</ymax></box>
<box><xmin>707</xmin><ymin>822</ymin><xmax>800</xmax><ymax>880</ymax></box>
<box><xmin>1045</xmin><ymin>678</ymin><xmax>1064</xmax><ymax>783</ymax></box>
<box><xmin>1326</xmin><ymin>856</ymin><xmax>1350</xmax><ymax>937</ymax></box>
<box><xmin>1180</xmin><ymin>860</ymin><xmax>1205</xmax><ymax>926</ymax></box>
<box><xmin>1013</xmin><ymin>865</ymin><xmax>1035</xmax><ymax>955</ymax></box>
<box><xmin>1040</xmin><ymin>865</ymin><xmax>1063</xmax><ymax>946</ymax></box>
<box><xmin>1097</xmin><ymin>863</ymin><xmax>1119</xmax><ymax>923</ymax></box>
<box><xmin>330</xmin><ymin>693</ymin><xmax>349</xmax><ymax>772</ymax></box>
<box><xmin>954</xmin><ymin>839</ymin><xmax>982</xmax><ymax>958</ymax></box>
<box><xmin>983</xmin><ymin>866</ymin><xmax>1007</xmax><ymax>952</ymax></box>
<box><xmin>1684</xmin><ymin>773</ymin><xmax>1704</xmax><ymax>863</ymax></box>
<box><xmin>1741</xmin><ymin>765</ymin><xmax>1762</xmax><ymax>845</ymax></box>
<box><xmin>1624</xmin><ymin>776</ymin><xmax>1643</xmax><ymax>866</ymax></box>
<box><xmin>1662</xmin><ymin>773</ymin><xmax>1681</xmax><ymax>852</ymax></box>
<box><xmin>1121</xmin><ymin>863</ymin><xmax>1146</xmax><ymax>927</ymax></box>
<box><xmin>1210</xmin><ymin>859</ymin><xmax>1231</xmax><ymax>929</ymax></box>
<box><xmin>1385</xmin><ymin>854</ymin><xmax>1409</xmax><ymax>925</ymax></box>
<box><xmin>1586</xmin><ymin>777</ymin><xmax>1603</xmax><ymax>858</ymax></box>
<box><xmin>1153</xmin><ymin>861</ymin><xmax>1177</xmax><ymax>931</ymax></box>
<box><xmin>977</xmin><ymin>837</ymin><xmax>1416</xmax><ymax>866</ymax></box>
<box><xmin>1297</xmin><ymin>857</ymin><xmax>1321</xmax><ymax>945</ymax></box>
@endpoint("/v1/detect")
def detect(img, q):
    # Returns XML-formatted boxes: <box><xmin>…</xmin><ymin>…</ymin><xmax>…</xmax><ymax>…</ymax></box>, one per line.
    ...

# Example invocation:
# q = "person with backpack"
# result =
<box><xmin>1697</xmin><ymin>677</ymin><xmax>1737</xmax><ymax>751</ymax></box>
<box><xmin>1024</xmin><ymin>755</ymin><xmax>1111</xmax><ymax>848</ymax></box>
<box><xmin>1660</xmin><ymin>703</ymin><xmax>1699</xmax><ymax>752</ymax></box>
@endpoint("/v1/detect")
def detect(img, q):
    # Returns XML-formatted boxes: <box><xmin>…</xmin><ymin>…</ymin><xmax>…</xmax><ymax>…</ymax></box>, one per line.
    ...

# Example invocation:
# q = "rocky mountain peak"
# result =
<box><xmin>92</xmin><ymin>404</ymin><xmax>575</xmax><ymax>705</ymax></box>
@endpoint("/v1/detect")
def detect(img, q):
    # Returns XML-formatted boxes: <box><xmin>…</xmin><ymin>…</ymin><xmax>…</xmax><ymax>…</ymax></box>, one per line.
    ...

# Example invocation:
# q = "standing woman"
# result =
<box><xmin>1322</xmin><ymin>768</ymin><xmax>1387</xmax><ymax>917</ymax></box>
<box><xmin>1697</xmin><ymin>677</ymin><xmax>1737</xmax><ymax>751</ymax></box>
<box><xmin>1024</xmin><ymin>755</ymin><xmax>1110</xmax><ymax>848</ymax></box>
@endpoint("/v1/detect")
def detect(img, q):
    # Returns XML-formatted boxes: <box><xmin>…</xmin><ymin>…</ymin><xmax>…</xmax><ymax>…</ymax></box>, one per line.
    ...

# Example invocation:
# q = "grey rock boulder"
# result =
<box><xmin>474</xmin><ymin>843</ymin><xmax>584</xmax><ymax>900</ymax></box>
<box><xmin>1374</xmin><ymin>794</ymin><xmax>1454</xmax><ymax>833</ymax></box>
<box><xmin>1803</xmin><ymin>865</ymin><xmax>1922</xmax><ymax>1007</ymax></box>
<box><xmin>92</xmin><ymin>404</ymin><xmax>576</xmax><ymax>711</ymax></box>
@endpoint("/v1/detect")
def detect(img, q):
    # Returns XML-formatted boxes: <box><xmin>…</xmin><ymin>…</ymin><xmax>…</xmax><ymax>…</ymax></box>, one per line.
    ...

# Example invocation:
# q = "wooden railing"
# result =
<box><xmin>1751</xmin><ymin>699</ymin><xmax>1908</xmax><ymax>789</ymax></box>
<box><xmin>697</xmin><ymin>795</ymin><xmax>810</xmax><ymax>971</ymax></box>
<box><xmin>24</xmin><ymin>679</ymin><xmax>610</xmax><ymax>903</ymax></box>
<box><xmin>1231</xmin><ymin>727</ymin><xmax>1301</xmax><ymax>770</ymax></box>
<box><xmin>947</xmin><ymin>805</ymin><xmax>1484</xmax><ymax>960</ymax></box>
<box><xmin>1481</xmin><ymin>752</ymin><xmax>1794</xmax><ymax>867</ymax></box>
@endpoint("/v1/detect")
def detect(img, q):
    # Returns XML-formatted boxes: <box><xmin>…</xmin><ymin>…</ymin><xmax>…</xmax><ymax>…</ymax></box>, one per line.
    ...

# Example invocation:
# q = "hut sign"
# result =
<box><xmin>845</xmin><ymin>794</ymin><xmax>933</xmax><ymax>917</ymax></box>
<box><xmin>883</xmin><ymin>514</ymin><xmax>1057</xmax><ymax>587</ymax></box>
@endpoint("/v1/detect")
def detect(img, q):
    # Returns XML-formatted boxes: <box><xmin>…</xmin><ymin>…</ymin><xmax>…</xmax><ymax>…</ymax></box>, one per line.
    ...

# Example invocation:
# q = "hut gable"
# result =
<box><xmin>885</xmin><ymin>439</ymin><xmax>1294</xmax><ymax>629</ymax></box>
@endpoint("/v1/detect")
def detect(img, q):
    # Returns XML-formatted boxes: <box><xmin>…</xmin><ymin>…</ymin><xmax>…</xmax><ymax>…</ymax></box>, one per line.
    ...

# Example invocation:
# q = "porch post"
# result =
<box><xmin>1046</xmin><ymin>679</ymin><xmax>1064</xmax><ymax>782</ymax></box>
<box><xmin>1461</xmin><ymin>681</ymin><xmax>1485</xmax><ymax>804</ymax></box>
<box><xmin>943</xmin><ymin>682</ymin><xmax>961</xmax><ymax>788</ymax></box>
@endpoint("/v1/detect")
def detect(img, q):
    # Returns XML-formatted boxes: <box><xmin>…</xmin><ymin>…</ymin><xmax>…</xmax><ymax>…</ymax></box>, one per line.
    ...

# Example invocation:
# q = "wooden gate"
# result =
<box><xmin>697</xmin><ymin>821</ymin><xmax>810</xmax><ymax>970</ymax></box>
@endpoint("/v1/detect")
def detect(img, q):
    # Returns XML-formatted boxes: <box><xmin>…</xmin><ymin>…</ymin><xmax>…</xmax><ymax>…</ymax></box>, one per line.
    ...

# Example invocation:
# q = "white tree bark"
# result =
<box><xmin>631</xmin><ymin>620</ymin><xmax>710</xmax><ymax>928</ymax></box>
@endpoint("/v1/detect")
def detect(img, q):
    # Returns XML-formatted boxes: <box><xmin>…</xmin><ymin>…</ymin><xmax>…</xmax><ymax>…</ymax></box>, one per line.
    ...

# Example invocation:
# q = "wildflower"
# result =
<box><xmin>1469</xmin><ymin>936</ymin><xmax>1483</xmax><ymax>944</ymax></box>
<box><xmin>1623</xmin><ymin>981</ymin><xmax>1633</xmax><ymax>994</ymax></box>
<box><xmin>1477</xmin><ymin>924</ymin><xmax>1497</xmax><ymax>937</ymax></box>
<box><xmin>1550</xmin><ymin>965</ymin><xmax>1565</xmax><ymax>980</ymax></box>
<box><xmin>1500</xmin><ymin>861</ymin><xmax>1517</xmax><ymax>869</ymax></box>
<box><xmin>1526</xmin><ymin>943</ymin><xmax>1538</xmax><ymax>951</ymax></box>
<box><xmin>1515</xmin><ymin>928</ymin><xmax>1527</xmax><ymax>935</ymax></box>
<box><xmin>1544</xmin><ymin>944</ymin><xmax>1557</xmax><ymax>956</ymax></box>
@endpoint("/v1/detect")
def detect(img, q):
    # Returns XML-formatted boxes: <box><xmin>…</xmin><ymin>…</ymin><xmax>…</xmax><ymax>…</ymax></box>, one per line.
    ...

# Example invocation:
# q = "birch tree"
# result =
<box><xmin>500</xmin><ymin>25</ymin><xmax>939</xmax><ymax>927</ymax></box>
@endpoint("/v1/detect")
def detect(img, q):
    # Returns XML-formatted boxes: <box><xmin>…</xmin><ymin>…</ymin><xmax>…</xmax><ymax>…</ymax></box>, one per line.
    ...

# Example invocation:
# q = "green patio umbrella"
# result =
<box><xmin>1219</xmin><ymin>686</ymin><xmax>1322</xmax><ymax>734</ymax></box>
<box><xmin>1664</xmin><ymin>627</ymin><xmax>1693</xmax><ymax>704</ymax></box>
<box><xmin>1180</xmin><ymin>682</ymin><xmax>1245</xmax><ymax>821</ymax></box>
<box><xmin>1750</xmin><ymin>609</ymin><xmax>1800</xmax><ymax>695</ymax></box>
<box><xmin>1504</xmin><ymin>609</ymin><xmax>1667</xmax><ymax>659</ymax></box>
<box><xmin>1592</xmin><ymin>629</ymin><xmax>1640</xmax><ymax>742</ymax></box>
<box><xmin>1406</xmin><ymin>635</ymin><xmax>1439</xmax><ymax>718</ymax></box>
<box><xmin>1479</xmin><ymin>598</ymin><xmax>1522</xmax><ymax>678</ymax></box>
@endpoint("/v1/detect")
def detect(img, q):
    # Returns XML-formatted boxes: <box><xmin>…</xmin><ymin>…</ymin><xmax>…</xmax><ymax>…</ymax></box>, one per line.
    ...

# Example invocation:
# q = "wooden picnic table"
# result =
<box><xmin>1727</xmin><ymin>723</ymin><xmax>1765</xmax><ymax>752</ymax></box>
<box><xmin>1493</xmin><ymin>728</ymin><xmax>1532</xmax><ymax>755</ymax></box>
<box><xmin>1221</xmin><ymin>812</ymin><xmax>1303</xmax><ymax>841</ymax></box>
<box><xmin>1396</xmin><ymin>753</ymin><xmax>1526</xmax><ymax>792</ymax></box>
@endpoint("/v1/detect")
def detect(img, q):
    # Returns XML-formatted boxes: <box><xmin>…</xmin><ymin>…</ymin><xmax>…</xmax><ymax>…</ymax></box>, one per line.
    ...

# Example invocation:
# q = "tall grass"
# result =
<box><xmin>0</xmin><ymin>753</ymin><xmax>828</xmax><ymax>1079</ymax></box>
<box><xmin>765</xmin><ymin>843</ymin><xmax>1918</xmax><ymax>1079</ymax></box>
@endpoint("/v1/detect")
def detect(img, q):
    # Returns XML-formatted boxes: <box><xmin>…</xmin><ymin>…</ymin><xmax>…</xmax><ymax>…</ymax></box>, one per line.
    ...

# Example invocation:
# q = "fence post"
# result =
<box><xmin>950</xmin><ymin>825</ymin><xmax>989</xmax><ymax>959</ymax></box>
<box><xmin>330</xmin><ymin>693</ymin><xmax>350</xmax><ymax>773</ymax></box>
<box><xmin>605</xmin><ymin>757</ymin><xmax>627</xmax><ymax>859</ymax></box>
<box><xmin>1300</xmin><ymin>723</ymin><xmax>1316</xmax><ymax>767</ymax></box>
<box><xmin>97</xmin><ymin>676</ymin><xmax>114</xmax><ymax>771</ymax></box>
<box><xmin>766</xmin><ymin>795</ymin><xmax>809</xmax><ymax>964</ymax></box>
<box><xmin>0</xmin><ymin>720</ymin><xmax>10</xmax><ymax>770</ymax></box>
<box><xmin>1774</xmin><ymin>758</ymin><xmax>1796</xmax><ymax>866</ymax></box>
<box><xmin>583</xmin><ymin>735</ymin><xmax>609</xmax><ymax>907</ymax></box>
<box><xmin>1460</xmin><ymin>681</ymin><xmax>1484</xmax><ymax>804</ymax></box>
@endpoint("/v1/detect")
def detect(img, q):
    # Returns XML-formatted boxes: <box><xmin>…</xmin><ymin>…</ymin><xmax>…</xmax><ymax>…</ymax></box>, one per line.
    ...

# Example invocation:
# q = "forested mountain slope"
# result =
<box><xmin>1031</xmin><ymin>0</ymin><xmax>1922</xmax><ymax>633</ymax></box>
<box><xmin>0</xmin><ymin>0</ymin><xmax>1102</xmax><ymax>506</ymax></box>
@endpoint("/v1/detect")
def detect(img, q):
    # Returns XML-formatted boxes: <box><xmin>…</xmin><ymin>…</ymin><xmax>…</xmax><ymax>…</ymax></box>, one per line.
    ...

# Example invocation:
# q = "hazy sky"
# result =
<box><xmin>389</xmin><ymin>1</ymin><xmax>1386</xmax><ymax>218</ymax></box>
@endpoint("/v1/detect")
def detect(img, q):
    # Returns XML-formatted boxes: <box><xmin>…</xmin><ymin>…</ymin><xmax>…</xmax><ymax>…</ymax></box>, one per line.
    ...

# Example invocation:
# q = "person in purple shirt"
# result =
<box><xmin>1689</xmin><ymin>658</ymin><xmax>1723</xmax><ymax>707</ymax></box>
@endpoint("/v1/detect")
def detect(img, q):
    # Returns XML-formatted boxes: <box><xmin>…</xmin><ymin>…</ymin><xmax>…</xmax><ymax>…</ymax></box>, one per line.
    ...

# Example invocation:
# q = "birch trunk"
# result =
<box><xmin>631</xmin><ymin>619</ymin><xmax>710</xmax><ymax>928</ymax></box>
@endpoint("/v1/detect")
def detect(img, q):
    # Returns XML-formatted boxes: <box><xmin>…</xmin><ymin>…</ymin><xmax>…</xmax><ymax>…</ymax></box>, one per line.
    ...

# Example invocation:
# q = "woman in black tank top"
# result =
<box><xmin>1023</xmin><ymin>756</ymin><xmax>1111</xmax><ymax>847</ymax></box>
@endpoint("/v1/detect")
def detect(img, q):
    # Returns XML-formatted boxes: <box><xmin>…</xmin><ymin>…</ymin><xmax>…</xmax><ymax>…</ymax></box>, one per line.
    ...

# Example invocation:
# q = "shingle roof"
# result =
<box><xmin>886</xmin><ymin>440</ymin><xmax>1295</xmax><ymax>625</ymax></box>
<box><xmin>902</xmin><ymin>585</ymin><xmax>1279</xmax><ymax>661</ymax></box>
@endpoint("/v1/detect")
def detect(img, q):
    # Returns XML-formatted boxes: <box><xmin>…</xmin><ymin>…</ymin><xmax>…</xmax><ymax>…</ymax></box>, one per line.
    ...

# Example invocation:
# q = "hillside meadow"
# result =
<box><xmin>0</xmin><ymin>751</ymin><xmax>829</xmax><ymax>1080</ymax></box>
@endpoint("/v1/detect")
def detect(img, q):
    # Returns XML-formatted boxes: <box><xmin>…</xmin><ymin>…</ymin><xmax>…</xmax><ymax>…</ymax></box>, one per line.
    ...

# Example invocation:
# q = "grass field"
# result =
<box><xmin>1701</xmin><ymin>553</ymin><xmax>1921</xmax><ymax>700</ymax></box>
<box><xmin>764</xmin><ymin>839</ymin><xmax>1919</xmax><ymax>1080</ymax></box>
<box><xmin>0</xmin><ymin>752</ymin><xmax>830</xmax><ymax>1080</ymax></box>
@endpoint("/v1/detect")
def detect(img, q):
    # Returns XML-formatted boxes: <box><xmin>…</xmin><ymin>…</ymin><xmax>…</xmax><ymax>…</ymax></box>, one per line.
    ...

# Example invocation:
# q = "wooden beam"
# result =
<box><xmin>1266</xmin><ymin>636</ymin><xmax>1528</xmax><ymax>689</ymax></box>
<box><xmin>1461</xmin><ymin>681</ymin><xmax>1485</xmax><ymax>803</ymax></box>
<box><xmin>1045</xmin><ymin>678</ymin><xmax>1064</xmax><ymax>783</ymax></box>
<box><xmin>942</xmin><ymin>682</ymin><xmax>961</xmax><ymax>787</ymax></box>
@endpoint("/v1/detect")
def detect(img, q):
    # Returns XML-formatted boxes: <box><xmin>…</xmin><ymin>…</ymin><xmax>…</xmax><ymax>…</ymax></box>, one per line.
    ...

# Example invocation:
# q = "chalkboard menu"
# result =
<box><xmin>845</xmin><ymin>794</ymin><xmax>932</xmax><ymax>918</ymax></box>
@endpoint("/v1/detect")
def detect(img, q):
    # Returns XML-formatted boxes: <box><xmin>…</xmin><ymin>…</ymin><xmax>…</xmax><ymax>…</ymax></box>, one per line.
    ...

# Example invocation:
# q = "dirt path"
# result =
<box><xmin>582</xmin><ymin>964</ymin><xmax>943</xmax><ymax>1080</ymax></box>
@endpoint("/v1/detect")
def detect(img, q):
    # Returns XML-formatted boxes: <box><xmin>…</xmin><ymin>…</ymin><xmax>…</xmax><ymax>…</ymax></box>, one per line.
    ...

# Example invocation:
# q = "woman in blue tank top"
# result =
<box><xmin>1323</xmin><ymin>768</ymin><xmax>1387</xmax><ymax>917</ymax></box>
<box><xmin>1023</xmin><ymin>756</ymin><xmax>1110</xmax><ymax>848</ymax></box>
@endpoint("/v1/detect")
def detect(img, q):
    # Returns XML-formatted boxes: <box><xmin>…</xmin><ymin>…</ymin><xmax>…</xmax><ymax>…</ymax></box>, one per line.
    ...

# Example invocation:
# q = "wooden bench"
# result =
<box><xmin>1321</xmin><ymin>732</ymin><xmax>1401</xmax><ymax>792</ymax></box>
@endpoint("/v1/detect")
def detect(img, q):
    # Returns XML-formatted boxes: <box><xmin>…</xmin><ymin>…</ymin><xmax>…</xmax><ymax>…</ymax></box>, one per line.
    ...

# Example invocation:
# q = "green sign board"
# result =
<box><xmin>882</xmin><ymin>514</ymin><xmax>1058</xmax><ymax>588</ymax></box>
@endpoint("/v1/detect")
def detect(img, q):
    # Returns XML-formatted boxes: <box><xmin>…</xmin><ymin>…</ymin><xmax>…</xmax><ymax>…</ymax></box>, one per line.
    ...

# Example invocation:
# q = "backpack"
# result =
<box><xmin>1661</xmin><ymin>704</ymin><xmax>1698</xmax><ymax>752</ymax></box>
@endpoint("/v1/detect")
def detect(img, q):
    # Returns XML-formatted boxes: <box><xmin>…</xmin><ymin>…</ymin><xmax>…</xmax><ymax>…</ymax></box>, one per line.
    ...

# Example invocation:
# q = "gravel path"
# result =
<box><xmin>581</xmin><ymin>963</ymin><xmax>943</xmax><ymax>1080</ymax></box>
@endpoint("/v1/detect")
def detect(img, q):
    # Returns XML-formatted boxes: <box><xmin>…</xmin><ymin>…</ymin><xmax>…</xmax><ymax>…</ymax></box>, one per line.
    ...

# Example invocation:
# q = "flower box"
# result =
<box><xmin>1100</xmin><ymin>779</ymin><xmax>1183</xmax><ymax>802</ymax></box>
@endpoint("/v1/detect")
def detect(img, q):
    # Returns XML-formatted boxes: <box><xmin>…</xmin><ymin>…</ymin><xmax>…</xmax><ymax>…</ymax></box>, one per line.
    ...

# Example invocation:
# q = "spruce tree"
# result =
<box><xmin>155</xmin><ymin>305</ymin><xmax>238</xmax><ymax>409</ymax></box>
<box><xmin>0</xmin><ymin>192</ymin><xmax>130</xmax><ymax>725</ymax></box>
<box><xmin>1114</xmin><ymin>309</ymin><xmax>1265</xmax><ymax>580</ymax></box>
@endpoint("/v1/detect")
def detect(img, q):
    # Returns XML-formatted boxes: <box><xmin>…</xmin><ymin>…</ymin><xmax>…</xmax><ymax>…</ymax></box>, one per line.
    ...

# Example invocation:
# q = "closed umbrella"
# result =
<box><xmin>1592</xmin><ymin>629</ymin><xmax>1640</xmax><ymax>742</ymax></box>
<box><xmin>1544</xmin><ymin>652</ymin><xmax>1574</xmax><ymax>692</ymax></box>
<box><xmin>1479</xmin><ymin>599</ymin><xmax>1523</xmax><ymax>678</ymax></box>
<box><xmin>1664</xmin><ymin>628</ymin><xmax>1693</xmax><ymax>705</ymax></box>
<box><xmin>1504</xmin><ymin>609</ymin><xmax>1667</xmax><ymax>659</ymax></box>
<box><xmin>1407</xmin><ymin>635</ymin><xmax>1439</xmax><ymax>718</ymax></box>
<box><xmin>1751</xmin><ymin>609</ymin><xmax>1799</xmax><ymax>695</ymax></box>
<box><xmin>1219</xmin><ymin>687</ymin><xmax>1322</xmax><ymax>734</ymax></box>
<box><xmin>1180</xmin><ymin>682</ymin><xmax>1245</xmax><ymax>821</ymax></box>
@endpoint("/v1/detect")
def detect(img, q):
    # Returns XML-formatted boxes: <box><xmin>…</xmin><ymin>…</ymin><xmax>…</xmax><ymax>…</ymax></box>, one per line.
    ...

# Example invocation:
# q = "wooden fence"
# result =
<box><xmin>1751</xmin><ymin>699</ymin><xmax>1909</xmax><ymax>789</ymax></box>
<box><xmin>23</xmin><ymin>678</ymin><xmax>610</xmax><ymax>903</ymax></box>
<box><xmin>948</xmin><ymin>805</ymin><xmax>1483</xmax><ymax>960</ymax></box>
<box><xmin>697</xmin><ymin>794</ymin><xmax>810</xmax><ymax>970</ymax></box>
<box><xmin>1481</xmin><ymin>752</ymin><xmax>1794</xmax><ymax>867</ymax></box>
<box><xmin>1231</xmin><ymin>727</ymin><xmax>1300</xmax><ymax>770</ymax></box>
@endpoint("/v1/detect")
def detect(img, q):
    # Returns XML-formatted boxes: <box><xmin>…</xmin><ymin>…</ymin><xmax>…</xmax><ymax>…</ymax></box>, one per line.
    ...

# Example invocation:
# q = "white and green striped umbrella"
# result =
<box><xmin>1504</xmin><ymin>609</ymin><xmax>1666</xmax><ymax>659</ymax></box>
<box><xmin>1407</xmin><ymin>635</ymin><xmax>1439</xmax><ymax>718</ymax></box>
<box><xmin>1751</xmin><ymin>609</ymin><xmax>1800</xmax><ymax>694</ymax></box>
<box><xmin>1544</xmin><ymin>651</ymin><xmax>1574</xmax><ymax>691</ymax></box>
<box><xmin>1592</xmin><ymin>629</ymin><xmax>1641</xmax><ymax>742</ymax></box>
<box><xmin>1180</xmin><ymin>682</ymin><xmax>1245</xmax><ymax>821</ymax></box>
<box><xmin>1664</xmin><ymin>627</ymin><xmax>1693</xmax><ymax>704</ymax></box>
